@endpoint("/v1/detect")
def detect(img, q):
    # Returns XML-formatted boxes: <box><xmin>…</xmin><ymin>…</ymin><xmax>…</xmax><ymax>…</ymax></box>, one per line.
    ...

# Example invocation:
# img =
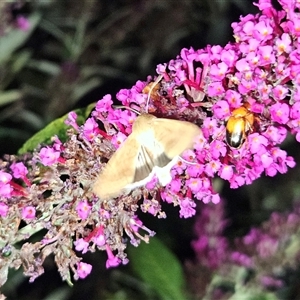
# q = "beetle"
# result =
<box><xmin>142</xmin><ymin>75</ymin><xmax>163</xmax><ymax>103</ymax></box>
<box><xmin>226</xmin><ymin>103</ymin><xmax>255</xmax><ymax>148</ymax></box>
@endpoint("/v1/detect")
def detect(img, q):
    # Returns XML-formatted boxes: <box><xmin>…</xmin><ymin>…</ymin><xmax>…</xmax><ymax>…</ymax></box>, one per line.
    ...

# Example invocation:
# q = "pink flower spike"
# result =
<box><xmin>105</xmin><ymin>244</ymin><xmax>121</xmax><ymax>268</ymax></box>
<box><xmin>202</xmin><ymin>117</ymin><xmax>219</xmax><ymax>138</ymax></box>
<box><xmin>76</xmin><ymin>262</ymin><xmax>92</xmax><ymax>279</ymax></box>
<box><xmin>0</xmin><ymin>202</ymin><xmax>9</xmax><ymax>217</ymax></box>
<box><xmin>22</xmin><ymin>206</ymin><xmax>36</xmax><ymax>220</ymax></box>
<box><xmin>243</xmin><ymin>228</ymin><xmax>259</xmax><ymax>245</ymax></box>
<box><xmin>296</xmin><ymin>131</ymin><xmax>300</xmax><ymax>143</ymax></box>
<box><xmin>76</xmin><ymin>200</ymin><xmax>91</xmax><ymax>220</ymax></box>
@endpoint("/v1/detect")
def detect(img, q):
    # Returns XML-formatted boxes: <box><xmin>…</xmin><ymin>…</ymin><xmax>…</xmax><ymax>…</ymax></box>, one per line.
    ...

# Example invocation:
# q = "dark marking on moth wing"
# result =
<box><xmin>134</xmin><ymin>146</ymin><xmax>171</xmax><ymax>182</ymax></box>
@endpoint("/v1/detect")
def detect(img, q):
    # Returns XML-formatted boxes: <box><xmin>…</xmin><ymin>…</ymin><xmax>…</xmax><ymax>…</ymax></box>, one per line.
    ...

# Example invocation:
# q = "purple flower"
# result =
<box><xmin>76</xmin><ymin>200</ymin><xmax>91</xmax><ymax>220</ymax></box>
<box><xmin>22</xmin><ymin>206</ymin><xmax>36</xmax><ymax>220</ymax></box>
<box><xmin>76</xmin><ymin>262</ymin><xmax>92</xmax><ymax>279</ymax></box>
<box><xmin>105</xmin><ymin>245</ymin><xmax>121</xmax><ymax>269</ymax></box>
<box><xmin>16</xmin><ymin>16</ymin><xmax>30</xmax><ymax>31</ymax></box>
<box><xmin>179</xmin><ymin>198</ymin><xmax>196</xmax><ymax>218</ymax></box>
<box><xmin>39</xmin><ymin>147</ymin><xmax>61</xmax><ymax>166</ymax></box>
<box><xmin>65</xmin><ymin>111</ymin><xmax>79</xmax><ymax>130</ymax></box>
<box><xmin>83</xmin><ymin>118</ymin><xmax>100</xmax><ymax>141</ymax></box>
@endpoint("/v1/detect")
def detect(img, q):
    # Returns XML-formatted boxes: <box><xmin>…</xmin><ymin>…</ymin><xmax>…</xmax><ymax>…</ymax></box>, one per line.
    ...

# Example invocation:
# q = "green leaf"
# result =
<box><xmin>27</xmin><ymin>59</ymin><xmax>61</xmax><ymax>76</ymax></box>
<box><xmin>11</xmin><ymin>50</ymin><xmax>32</xmax><ymax>74</ymax></box>
<box><xmin>0</xmin><ymin>13</ymin><xmax>41</xmax><ymax>64</ymax></box>
<box><xmin>128</xmin><ymin>237</ymin><xmax>186</xmax><ymax>300</ymax></box>
<box><xmin>72</xmin><ymin>78</ymin><xmax>103</xmax><ymax>105</ymax></box>
<box><xmin>0</xmin><ymin>90</ymin><xmax>22</xmax><ymax>107</ymax></box>
<box><xmin>18</xmin><ymin>105</ymin><xmax>94</xmax><ymax>154</ymax></box>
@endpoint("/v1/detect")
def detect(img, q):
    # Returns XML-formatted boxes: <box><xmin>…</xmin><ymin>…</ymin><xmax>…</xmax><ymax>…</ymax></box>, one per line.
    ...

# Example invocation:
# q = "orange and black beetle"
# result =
<box><xmin>226</xmin><ymin>103</ymin><xmax>255</xmax><ymax>148</ymax></box>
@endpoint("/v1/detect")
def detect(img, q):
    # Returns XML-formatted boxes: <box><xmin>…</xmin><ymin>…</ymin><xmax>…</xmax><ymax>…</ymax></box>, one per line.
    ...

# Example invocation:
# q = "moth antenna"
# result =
<box><xmin>112</xmin><ymin>105</ymin><xmax>141</xmax><ymax>115</ymax></box>
<box><xmin>145</xmin><ymin>74</ymin><xmax>163</xmax><ymax>113</ymax></box>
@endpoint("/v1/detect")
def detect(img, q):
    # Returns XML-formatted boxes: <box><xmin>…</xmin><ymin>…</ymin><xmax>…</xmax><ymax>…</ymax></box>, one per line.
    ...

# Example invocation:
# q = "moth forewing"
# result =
<box><xmin>92</xmin><ymin>134</ymin><xmax>140</xmax><ymax>199</ymax></box>
<box><xmin>152</xmin><ymin>118</ymin><xmax>201</xmax><ymax>158</ymax></box>
<box><xmin>134</xmin><ymin>144</ymin><xmax>168</xmax><ymax>181</ymax></box>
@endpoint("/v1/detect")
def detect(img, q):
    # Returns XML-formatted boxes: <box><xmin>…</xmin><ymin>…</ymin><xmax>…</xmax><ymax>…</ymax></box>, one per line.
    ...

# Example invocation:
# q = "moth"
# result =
<box><xmin>93</xmin><ymin>77</ymin><xmax>201</xmax><ymax>199</ymax></box>
<box><xmin>93</xmin><ymin>113</ymin><xmax>201</xmax><ymax>199</ymax></box>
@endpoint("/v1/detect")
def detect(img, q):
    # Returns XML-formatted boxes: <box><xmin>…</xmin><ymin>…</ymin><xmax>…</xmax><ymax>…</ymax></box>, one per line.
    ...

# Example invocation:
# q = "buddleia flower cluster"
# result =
<box><xmin>188</xmin><ymin>201</ymin><xmax>300</xmax><ymax>299</ymax></box>
<box><xmin>0</xmin><ymin>0</ymin><xmax>299</xmax><ymax>287</ymax></box>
